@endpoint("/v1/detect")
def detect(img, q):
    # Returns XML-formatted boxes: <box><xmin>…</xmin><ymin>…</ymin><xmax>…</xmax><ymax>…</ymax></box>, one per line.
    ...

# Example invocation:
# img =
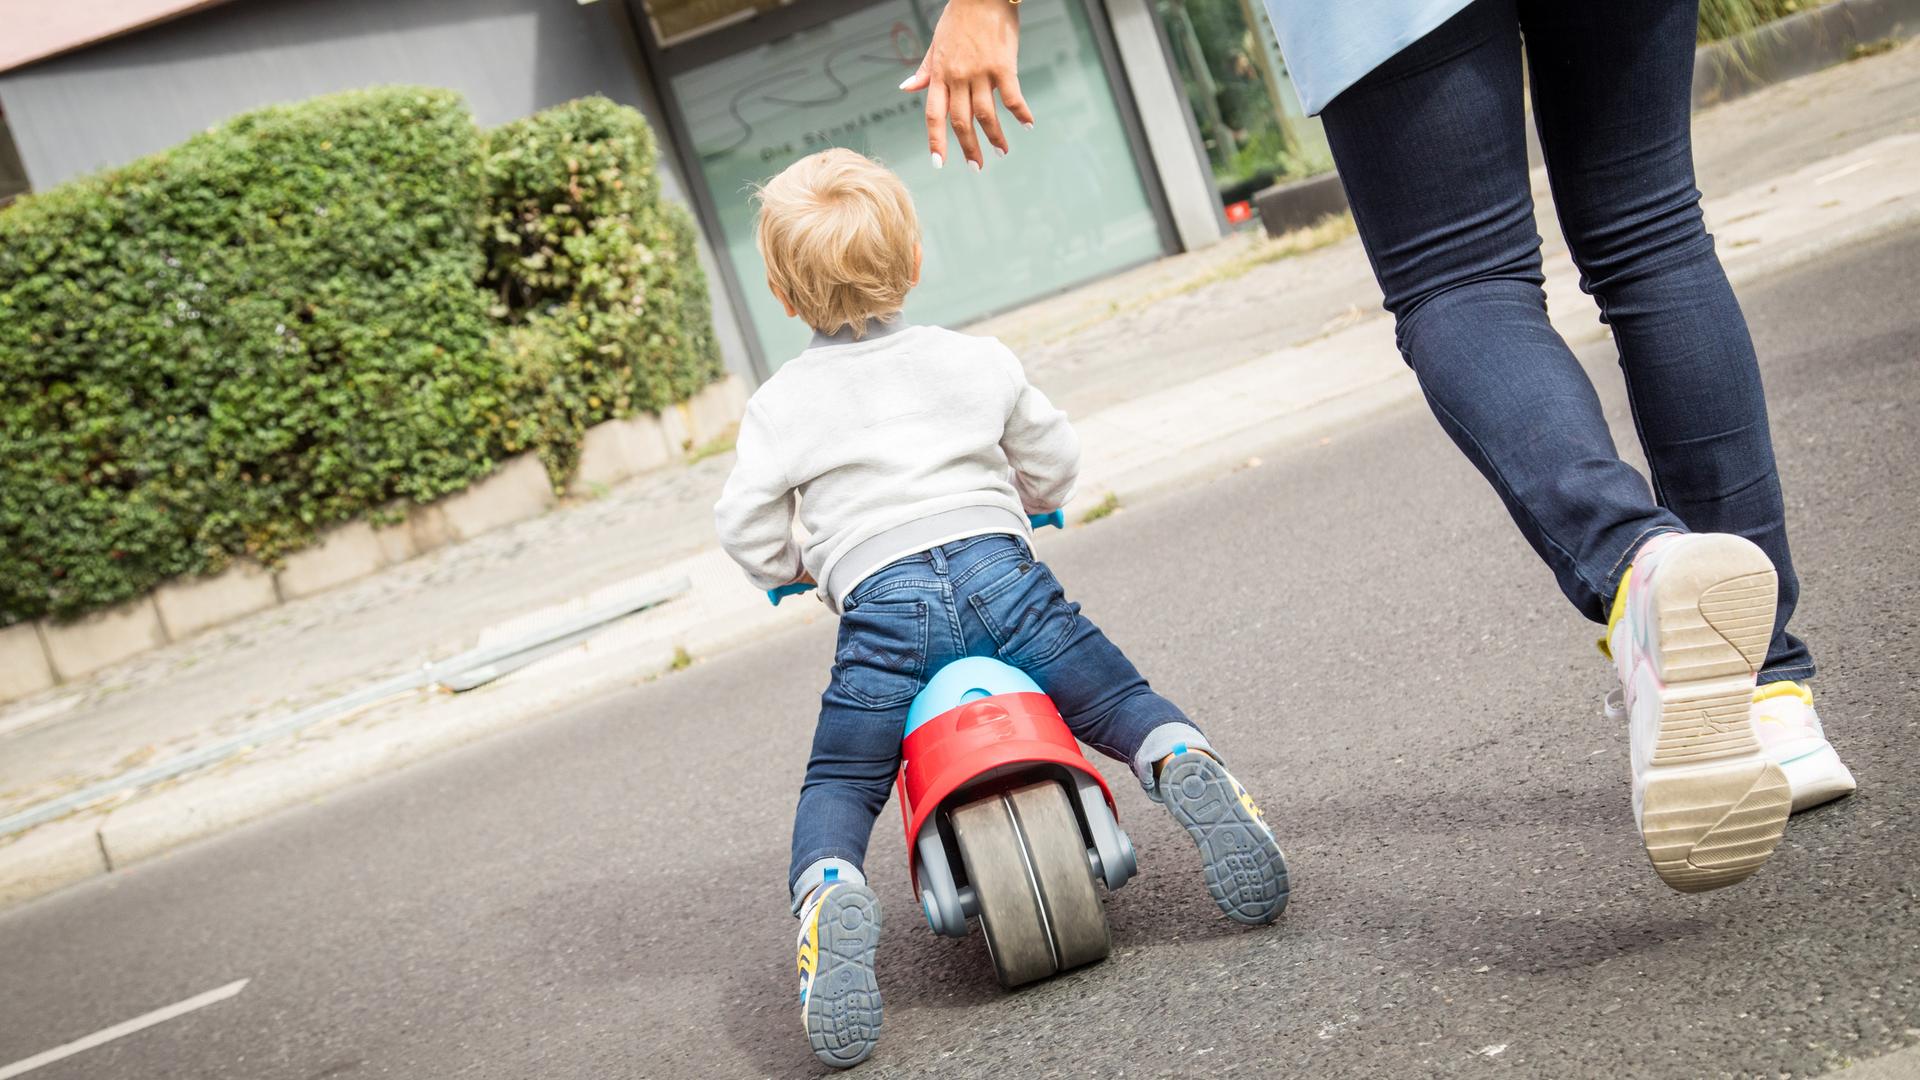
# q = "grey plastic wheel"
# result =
<box><xmin>951</xmin><ymin>780</ymin><xmax>1111</xmax><ymax>988</ymax></box>
<box><xmin>952</xmin><ymin>792</ymin><xmax>1055</xmax><ymax>987</ymax></box>
<box><xmin>1008</xmin><ymin>780</ymin><xmax>1110</xmax><ymax>971</ymax></box>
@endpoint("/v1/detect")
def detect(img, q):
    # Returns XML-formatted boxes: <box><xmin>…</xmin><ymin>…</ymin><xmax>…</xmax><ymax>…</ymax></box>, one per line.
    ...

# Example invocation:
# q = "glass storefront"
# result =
<box><xmin>1157</xmin><ymin>0</ymin><xmax>1330</xmax><ymax>218</ymax></box>
<box><xmin>669</xmin><ymin>0</ymin><xmax>1167</xmax><ymax>366</ymax></box>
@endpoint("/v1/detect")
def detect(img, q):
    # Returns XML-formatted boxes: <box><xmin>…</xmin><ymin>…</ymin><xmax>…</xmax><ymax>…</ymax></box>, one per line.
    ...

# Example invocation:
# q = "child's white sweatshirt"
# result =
<box><xmin>714</xmin><ymin>320</ymin><xmax>1079</xmax><ymax>611</ymax></box>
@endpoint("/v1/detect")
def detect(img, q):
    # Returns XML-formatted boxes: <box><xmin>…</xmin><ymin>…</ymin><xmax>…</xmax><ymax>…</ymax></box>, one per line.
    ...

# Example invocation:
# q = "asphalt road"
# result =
<box><xmin>2</xmin><ymin>227</ymin><xmax>1916</xmax><ymax>1080</ymax></box>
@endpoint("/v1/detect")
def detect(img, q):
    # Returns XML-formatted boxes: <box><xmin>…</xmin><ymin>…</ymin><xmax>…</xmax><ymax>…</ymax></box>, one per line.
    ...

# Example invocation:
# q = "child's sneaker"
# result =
<box><xmin>1752</xmin><ymin>681</ymin><xmax>1857</xmax><ymax>813</ymax></box>
<box><xmin>1605</xmin><ymin>532</ymin><xmax>1791</xmax><ymax>893</ymax></box>
<box><xmin>1158</xmin><ymin>748</ymin><xmax>1290</xmax><ymax>925</ymax></box>
<box><xmin>796</xmin><ymin>880</ymin><xmax>882</xmax><ymax>1069</ymax></box>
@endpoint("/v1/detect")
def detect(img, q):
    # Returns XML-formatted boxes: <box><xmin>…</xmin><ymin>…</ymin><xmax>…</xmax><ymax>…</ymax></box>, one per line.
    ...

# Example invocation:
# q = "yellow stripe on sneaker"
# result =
<box><xmin>798</xmin><ymin>884</ymin><xmax>835</xmax><ymax>981</ymax></box>
<box><xmin>1598</xmin><ymin>565</ymin><xmax>1634</xmax><ymax>661</ymax></box>
<box><xmin>1753</xmin><ymin>680</ymin><xmax>1814</xmax><ymax>706</ymax></box>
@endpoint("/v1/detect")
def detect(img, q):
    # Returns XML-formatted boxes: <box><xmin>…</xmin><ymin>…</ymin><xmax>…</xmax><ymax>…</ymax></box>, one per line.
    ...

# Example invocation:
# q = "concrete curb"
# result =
<box><xmin>1693</xmin><ymin>0</ymin><xmax>1920</xmax><ymax>108</ymax></box>
<box><xmin>0</xmin><ymin>816</ymin><xmax>106</xmax><ymax>911</ymax></box>
<box><xmin>1825</xmin><ymin>1043</ymin><xmax>1920</xmax><ymax>1078</ymax></box>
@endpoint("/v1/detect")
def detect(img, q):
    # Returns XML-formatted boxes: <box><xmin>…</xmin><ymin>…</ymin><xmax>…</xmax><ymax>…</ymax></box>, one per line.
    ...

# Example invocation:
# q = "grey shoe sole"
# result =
<box><xmin>805</xmin><ymin>885</ymin><xmax>883</xmax><ymax>1069</ymax></box>
<box><xmin>1161</xmin><ymin>753</ymin><xmax>1290</xmax><ymax>925</ymax></box>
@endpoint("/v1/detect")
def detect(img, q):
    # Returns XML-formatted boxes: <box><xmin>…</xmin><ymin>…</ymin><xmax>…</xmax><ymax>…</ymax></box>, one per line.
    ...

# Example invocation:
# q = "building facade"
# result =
<box><xmin>0</xmin><ymin>0</ymin><xmax>1328</xmax><ymax>382</ymax></box>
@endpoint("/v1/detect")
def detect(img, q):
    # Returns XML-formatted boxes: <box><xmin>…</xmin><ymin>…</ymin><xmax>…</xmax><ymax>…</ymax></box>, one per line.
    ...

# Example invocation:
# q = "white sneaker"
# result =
<box><xmin>1751</xmin><ymin>681</ymin><xmax>1857</xmax><ymax>813</ymax></box>
<box><xmin>1604</xmin><ymin>532</ymin><xmax>1792</xmax><ymax>893</ymax></box>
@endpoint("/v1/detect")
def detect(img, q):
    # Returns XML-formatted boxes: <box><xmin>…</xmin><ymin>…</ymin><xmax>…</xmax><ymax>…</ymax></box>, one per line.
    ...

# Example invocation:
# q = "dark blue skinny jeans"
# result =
<box><xmin>788</xmin><ymin>534</ymin><xmax>1200</xmax><ymax>900</ymax></box>
<box><xmin>1317</xmin><ymin>0</ymin><xmax>1812</xmax><ymax>682</ymax></box>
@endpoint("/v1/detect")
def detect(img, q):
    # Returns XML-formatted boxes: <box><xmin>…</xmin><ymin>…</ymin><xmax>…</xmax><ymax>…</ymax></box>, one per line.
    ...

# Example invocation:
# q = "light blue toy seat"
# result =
<box><xmin>904</xmin><ymin>657</ymin><xmax>1042</xmax><ymax>737</ymax></box>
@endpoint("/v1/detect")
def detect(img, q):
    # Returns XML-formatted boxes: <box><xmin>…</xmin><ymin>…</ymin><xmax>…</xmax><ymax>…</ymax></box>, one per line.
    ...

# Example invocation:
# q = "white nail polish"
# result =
<box><xmin>1023</xmin><ymin>121</ymin><xmax>1035</xmax><ymax>131</ymax></box>
<box><xmin>931</xmin><ymin>152</ymin><xmax>944</xmax><ymax>170</ymax></box>
<box><xmin>898</xmin><ymin>77</ymin><xmax>914</xmax><ymax>90</ymax></box>
<box><xmin>995</xmin><ymin>145</ymin><xmax>1009</xmax><ymax>158</ymax></box>
<box><xmin>969</xmin><ymin>159</ymin><xmax>982</xmax><ymax>173</ymax></box>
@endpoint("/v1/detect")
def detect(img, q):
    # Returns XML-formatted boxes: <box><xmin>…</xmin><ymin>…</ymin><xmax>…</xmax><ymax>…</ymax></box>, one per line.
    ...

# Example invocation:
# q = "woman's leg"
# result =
<box><xmin>1518</xmin><ymin>0</ymin><xmax>1813</xmax><ymax>683</ymax></box>
<box><xmin>1318</xmin><ymin>0</ymin><xmax>1686</xmax><ymax>623</ymax></box>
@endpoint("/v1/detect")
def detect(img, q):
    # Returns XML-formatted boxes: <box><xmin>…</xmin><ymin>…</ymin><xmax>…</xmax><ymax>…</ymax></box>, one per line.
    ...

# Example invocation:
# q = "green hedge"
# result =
<box><xmin>483</xmin><ymin>98</ymin><xmax>721</xmax><ymax>480</ymax></box>
<box><xmin>0</xmin><ymin>89</ymin><xmax>720</xmax><ymax>626</ymax></box>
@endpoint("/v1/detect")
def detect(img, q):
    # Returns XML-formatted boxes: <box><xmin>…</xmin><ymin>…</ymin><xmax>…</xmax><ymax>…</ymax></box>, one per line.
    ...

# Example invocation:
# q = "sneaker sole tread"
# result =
<box><xmin>1161</xmin><ymin>755</ymin><xmax>1290</xmax><ymax>925</ymax></box>
<box><xmin>805</xmin><ymin>887</ymin><xmax>883</xmax><ymax>1069</ymax></box>
<box><xmin>1638</xmin><ymin>535</ymin><xmax>1790</xmax><ymax>893</ymax></box>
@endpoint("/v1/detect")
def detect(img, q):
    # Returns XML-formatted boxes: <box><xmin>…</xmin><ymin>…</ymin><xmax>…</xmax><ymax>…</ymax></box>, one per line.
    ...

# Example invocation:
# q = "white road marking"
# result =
<box><xmin>0</xmin><ymin>979</ymin><xmax>249</xmax><ymax>1079</ymax></box>
<box><xmin>1814</xmin><ymin>159</ymin><xmax>1877</xmax><ymax>185</ymax></box>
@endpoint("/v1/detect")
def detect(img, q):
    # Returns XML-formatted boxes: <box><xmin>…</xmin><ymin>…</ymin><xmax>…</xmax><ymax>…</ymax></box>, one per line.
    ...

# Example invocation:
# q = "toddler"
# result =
<box><xmin>715</xmin><ymin>148</ymin><xmax>1289</xmax><ymax>1070</ymax></box>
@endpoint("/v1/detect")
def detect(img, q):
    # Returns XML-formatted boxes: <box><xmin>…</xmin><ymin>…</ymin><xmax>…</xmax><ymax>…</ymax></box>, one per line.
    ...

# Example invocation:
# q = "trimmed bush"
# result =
<box><xmin>0</xmin><ymin>89</ymin><xmax>722</xmax><ymax>626</ymax></box>
<box><xmin>0</xmin><ymin>87</ymin><xmax>502</xmax><ymax>623</ymax></box>
<box><xmin>483</xmin><ymin>97</ymin><xmax>721</xmax><ymax>480</ymax></box>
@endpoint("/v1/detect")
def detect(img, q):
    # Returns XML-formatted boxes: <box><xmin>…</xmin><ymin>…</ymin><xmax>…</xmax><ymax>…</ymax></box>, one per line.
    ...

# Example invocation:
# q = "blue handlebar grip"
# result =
<box><xmin>1029</xmin><ymin>509</ymin><xmax>1065</xmax><ymax>531</ymax></box>
<box><xmin>767</xmin><ymin>582</ymin><xmax>816</xmax><ymax>606</ymax></box>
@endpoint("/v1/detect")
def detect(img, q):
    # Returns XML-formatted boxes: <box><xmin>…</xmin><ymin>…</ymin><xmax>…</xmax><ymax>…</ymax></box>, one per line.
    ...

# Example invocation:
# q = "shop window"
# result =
<box><xmin>1158</xmin><ymin>0</ymin><xmax>1331</xmax><ymax>222</ymax></box>
<box><xmin>669</xmin><ymin>0</ymin><xmax>1168</xmax><ymax>366</ymax></box>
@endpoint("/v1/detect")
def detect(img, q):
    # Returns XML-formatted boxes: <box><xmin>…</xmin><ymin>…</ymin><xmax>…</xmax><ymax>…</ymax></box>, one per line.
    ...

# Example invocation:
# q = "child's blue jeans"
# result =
<box><xmin>788</xmin><ymin>533</ymin><xmax>1207</xmax><ymax>912</ymax></box>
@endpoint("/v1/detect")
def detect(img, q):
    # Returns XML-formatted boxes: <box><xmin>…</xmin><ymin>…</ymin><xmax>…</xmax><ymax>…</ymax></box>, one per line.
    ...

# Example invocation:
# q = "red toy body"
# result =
<box><xmin>897</xmin><ymin>691</ymin><xmax>1117</xmax><ymax>894</ymax></box>
<box><xmin>891</xmin><ymin>657</ymin><xmax>1138</xmax><ymax>986</ymax></box>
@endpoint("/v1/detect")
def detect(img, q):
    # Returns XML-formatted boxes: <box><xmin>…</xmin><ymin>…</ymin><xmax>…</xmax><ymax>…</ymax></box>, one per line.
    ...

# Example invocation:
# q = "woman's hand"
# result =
<box><xmin>899</xmin><ymin>0</ymin><xmax>1034</xmax><ymax>171</ymax></box>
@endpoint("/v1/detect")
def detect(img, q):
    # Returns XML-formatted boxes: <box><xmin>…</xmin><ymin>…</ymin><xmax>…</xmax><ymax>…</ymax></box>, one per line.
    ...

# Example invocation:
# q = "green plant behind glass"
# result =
<box><xmin>1158</xmin><ymin>0</ymin><xmax>1331</xmax><ymax>202</ymax></box>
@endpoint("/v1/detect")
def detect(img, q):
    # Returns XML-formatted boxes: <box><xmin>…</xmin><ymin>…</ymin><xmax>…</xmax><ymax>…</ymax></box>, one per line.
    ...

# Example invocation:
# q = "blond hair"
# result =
<box><xmin>754</xmin><ymin>149</ymin><xmax>920</xmax><ymax>338</ymax></box>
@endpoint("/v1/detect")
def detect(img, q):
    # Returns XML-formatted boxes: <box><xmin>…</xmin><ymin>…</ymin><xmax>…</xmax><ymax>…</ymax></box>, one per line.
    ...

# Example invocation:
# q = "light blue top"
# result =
<box><xmin>1262</xmin><ymin>0</ymin><xmax>1474</xmax><ymax>115</ymax></box>
<box><xmin>903</xmin><ymin>657</ymin><xmax>1042</xmax><ymax>737</ymax></box>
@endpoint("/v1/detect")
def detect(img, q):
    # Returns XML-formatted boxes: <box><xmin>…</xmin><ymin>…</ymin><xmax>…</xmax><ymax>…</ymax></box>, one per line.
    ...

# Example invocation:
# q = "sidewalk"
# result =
<box><xmin>3</xmin><ymin>41</ymin><xmax>1916</xmax><ymax>908</ymax></box>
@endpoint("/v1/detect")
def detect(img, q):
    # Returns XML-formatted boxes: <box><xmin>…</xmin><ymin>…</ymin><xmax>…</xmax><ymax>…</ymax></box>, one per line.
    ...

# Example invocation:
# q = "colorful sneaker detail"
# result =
<box><xmin>1608</xmin><ymin>532</ymin><xmax>1792</xmax><ymax>893</ymax></box>
<box><xmin>796</xmin><ymin>883</ymin><xmax>882</xmax><ymax>1069</ymax></box>
<box><xmin>1159</xmin><ymin>750</ymin><xmax>1290</xmax><ymax>925</ymax></box>
<box><xmin>1752</xmin><ymin>681</ymin><xmax>1857</xmax><ymax>813</ymax></box>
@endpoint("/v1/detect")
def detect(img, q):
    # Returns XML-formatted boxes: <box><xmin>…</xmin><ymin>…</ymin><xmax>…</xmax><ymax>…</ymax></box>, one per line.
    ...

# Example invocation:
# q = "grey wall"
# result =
<box><xmin>0</xmin><ymin>0</ymin><xmax>753</xmax><ymax>380</ymax></box>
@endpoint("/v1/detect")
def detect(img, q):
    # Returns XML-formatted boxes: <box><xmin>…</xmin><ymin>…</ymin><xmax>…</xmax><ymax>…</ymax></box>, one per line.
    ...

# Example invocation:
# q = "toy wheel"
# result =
<box><xmin>952</xmin><ymin>793</ymin><xmax>1054</xmax><ymax>986</ymax></box>
<box><xmin>1008</xmin><ymin>780</ymin><xmax>1110</xmax><ymax>971</ymax></box>
<box><xmin>951</xmin><ymin>780</ymin><xmax>1110</xmax><ymax>988</ymax></box>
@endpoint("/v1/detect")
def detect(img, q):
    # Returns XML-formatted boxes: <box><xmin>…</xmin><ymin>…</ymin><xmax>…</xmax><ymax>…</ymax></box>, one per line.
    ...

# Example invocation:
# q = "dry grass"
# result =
<box><xmin>1697</xmin><ymin>0</ymin><xmax>1814</xmax><ymax>43</ymax></box>
<box><xmin>1850</xmin><ymin>37</ymin><xmax>1900</xmax><ymax>60</ymax></box>
<box><xmin>1178</xmin><ymin>213</ymin><xmax>1359</xmax><ymax>295</ymax></box>
<box><xmin>1079</xmin><ymin>492</ymin><xmax>1121</xmax><ymax>525</ymax></box>
<box><xmin>685</xmin><ymin>431</ymin><xmax>737</xmax><ymax>466</ymax></box>
<box><xmin>1055</xmin><ymin>212</ymin><xmax>1357</xmax><ymax>341</ymax></box>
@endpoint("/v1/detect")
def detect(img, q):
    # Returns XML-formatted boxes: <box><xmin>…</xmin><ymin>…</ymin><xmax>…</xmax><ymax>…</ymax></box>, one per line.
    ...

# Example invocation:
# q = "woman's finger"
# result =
<box><xmin>924</xmin><ymin>79</ymin><xmax>949</xmax><ymax>168</ymax></box>
<box><xmin>971</xmin><ymin>76</ymin><xmax>1008</xmax><ymax>157</ymax></box>
<box><xmin>997</xmin><ymin>70</ymin><xmax>1035</xmax><ymax>129</ymax></box>
<box><xmin>947</xmin><ymin>81</ymin><xmax>983</xmax><ymax>170</ymax></box>
<box><xmin>898</xmin><ymin>62</ymin><xmax>931</xmax><ymax>93</ymax></box>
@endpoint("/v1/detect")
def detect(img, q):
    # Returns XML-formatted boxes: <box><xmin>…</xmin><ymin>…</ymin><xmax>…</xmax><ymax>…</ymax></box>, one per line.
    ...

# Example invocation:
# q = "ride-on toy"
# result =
<box><xmin>896</xmin><ymin>655</ymin><xmax>1138</xmax><ymax>986</ymax></box>
<box><xmin>767</xmin><ymin>511</ymin><xmax>1139</xmax><ymax>987</ymax></box>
